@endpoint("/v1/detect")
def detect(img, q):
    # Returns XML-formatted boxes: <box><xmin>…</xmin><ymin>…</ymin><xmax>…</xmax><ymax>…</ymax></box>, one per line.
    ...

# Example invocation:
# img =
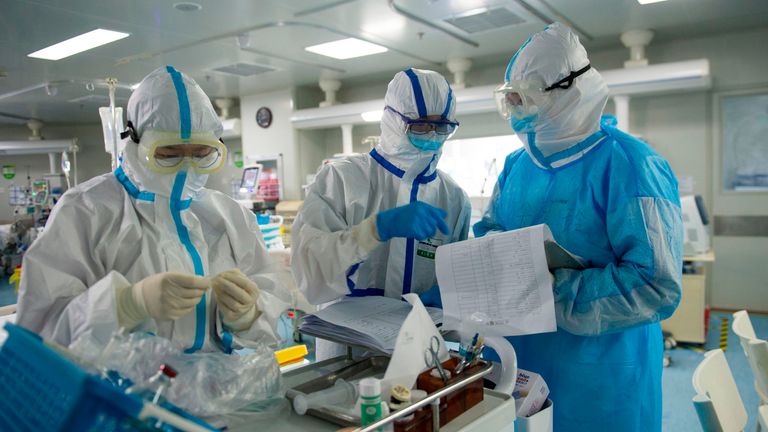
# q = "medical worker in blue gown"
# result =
<box><xmin>17</xmin><ymin>66</ymin><xmax>288</xmax><ymax>352</ymax></box>
<box><xmin>475</xmin><ymin>23</ymin><xmax>683</xmax><ymax>431</ymax></box>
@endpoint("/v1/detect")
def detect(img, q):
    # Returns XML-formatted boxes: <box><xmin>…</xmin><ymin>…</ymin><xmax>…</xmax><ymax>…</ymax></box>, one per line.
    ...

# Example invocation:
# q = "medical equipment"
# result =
<box><xmin>98</xmin><ymin>77</ymin><xmax>124</xmax><ymax>169</ymax></box>
<box><xmin>425</xmin><ymin>336</ymin><xmax>449</xmax><ymax>383</ymax></box>
<box><xmin>239</xmin><ymin>164</ymin><xmax>262</xmax><ymax>193</ymax></box>
<box><xmin>681</xmin><ymin>194</ymin><xmax>710</xmax><ymax>255</ymax></box>
<box><xmin>293</xmin><ymin>378</ymin><xmax>358</xmax><ymax>416</ymax></box>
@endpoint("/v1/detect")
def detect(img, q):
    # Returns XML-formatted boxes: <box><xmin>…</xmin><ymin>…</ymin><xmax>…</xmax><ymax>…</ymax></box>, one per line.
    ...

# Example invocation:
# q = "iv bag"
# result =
<box><xmin>99</xmin><ymin>106</ymin><xmax>125</xmax><ymax>156</ymax></box>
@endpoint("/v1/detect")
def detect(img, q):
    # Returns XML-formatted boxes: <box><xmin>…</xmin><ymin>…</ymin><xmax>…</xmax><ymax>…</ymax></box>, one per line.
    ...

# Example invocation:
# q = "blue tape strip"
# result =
<box><xmin>169</xmin><ymin>171</ymin><xmax>206</xmax><ymax>353</ymax></box>
<box><xmin>165</xmin><ymin>65</ymin><xmax>192</xmax><ymax>141</ymax></box>
<box><xmin>222</xmin><ymin>329</ymin><xmax>233</xmax><ymax>355</ymax></box>
<box><xmin>347</xmin><ymin>288</ymin><xmax>385</xmax><ymax>297</ymax></box>
<box><xmin>441</xmin><ymin>81</ymin><xmax>453</xmax><ymax>118</ymax></box>
<box><xmin>346</xmin><ymin>262</ymin><xmax>361</xmax><ymax>291</ymax></box>
<box><xmin>402</xmin><ymin>157</ymin><xmax>437</xmax><ymax>295</ymax></box>
<box><xmin>505</xmin><ymin>35</ymin><xmax>534</xmax><ymax>81</ymax></box>
<box><xmin>114</xmin><ymin>167</ymin><xmax>155</xmax><ymax>201</ymax></box>
<box><xmin>404</xmin><ymin>68</ymin><xmax>427</xmax><ymax>118</ymax></box>
<box><xmin>370</xmin><ymin>149</ymin><xmax>405</xmax><ymax>178</ymax></box>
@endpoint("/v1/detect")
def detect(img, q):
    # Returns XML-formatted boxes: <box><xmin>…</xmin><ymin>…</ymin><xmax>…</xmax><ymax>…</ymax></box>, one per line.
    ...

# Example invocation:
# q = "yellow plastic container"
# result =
<box><xmin>9</xmin><ymin>267</ymin><xmax>21</xmax><ymax>293</ymax></box>
<box><xmin>274</xmin><ymin>344</ymin><xmax>308</xmax><ymax>366</ymax></box>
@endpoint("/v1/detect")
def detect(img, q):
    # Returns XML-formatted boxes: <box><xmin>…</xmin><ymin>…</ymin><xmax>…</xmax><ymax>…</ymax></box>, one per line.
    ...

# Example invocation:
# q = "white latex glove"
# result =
<box><xmin>117</xmin><ymin>272</ymin><xmax>208</xmax><ymax>329</ymax></box>
<box><xmin>211</xmin><ymin>269</ymin><xmax>261</xmax><ymax>331</ymax></box>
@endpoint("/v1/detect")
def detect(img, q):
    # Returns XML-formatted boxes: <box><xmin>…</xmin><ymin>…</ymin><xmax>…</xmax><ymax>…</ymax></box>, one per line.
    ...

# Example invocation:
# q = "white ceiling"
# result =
<box><xmin>1</xmin><ymin>0</ymin><xmax>767</xmax><ymax>124</ymax></box>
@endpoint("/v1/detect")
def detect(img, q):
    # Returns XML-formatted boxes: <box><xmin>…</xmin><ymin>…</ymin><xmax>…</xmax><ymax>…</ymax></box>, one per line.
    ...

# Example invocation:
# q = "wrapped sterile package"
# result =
<box><xmin>513</xmin><ymin>368</ymin><xmax>549</xmax><ymax>418</ymax></box>
<box><xmin>70</xmin><ymin>330</ymin><xmax>285</xmax><ymax>417</ymax></box>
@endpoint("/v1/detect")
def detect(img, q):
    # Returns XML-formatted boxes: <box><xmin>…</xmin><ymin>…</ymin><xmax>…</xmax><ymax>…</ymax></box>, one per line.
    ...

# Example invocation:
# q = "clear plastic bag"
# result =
<box><xmin>70</xmin><ymin>330</ymin><xmax>285</xmax><ymax>417</ymax></box>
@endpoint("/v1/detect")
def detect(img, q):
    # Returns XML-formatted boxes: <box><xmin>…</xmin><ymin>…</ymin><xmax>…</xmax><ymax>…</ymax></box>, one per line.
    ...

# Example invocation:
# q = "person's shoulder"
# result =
<box><xmin>435</xmin><ymin>170</ymin><xmax>469</xmax><ymax>201</ymax></box>
<box><xmin>322</xmin><ymin>153</ymin><xmax>371</xmax><ymax>177</ymax></box>
<box><xmin>56</xmin><ymin>172</ymin><xmax>123</xmax><ymax>211</ymax></box>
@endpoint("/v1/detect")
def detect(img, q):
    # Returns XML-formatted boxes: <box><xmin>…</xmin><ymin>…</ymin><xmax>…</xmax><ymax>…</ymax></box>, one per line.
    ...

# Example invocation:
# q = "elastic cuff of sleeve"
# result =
<box><xmin>352</xmin><ymin>215</ymin><xmax>383</xmax><ymax>254</ymax></box>
<box><xmin>224</xmin><ymin>305</ymin><xmax>260</xmax><ymax>333</ymax></box>
<box><xmin>116</xmin><ymin>284</ymin><xmax>148</xmax><ymax>331</ymax></box>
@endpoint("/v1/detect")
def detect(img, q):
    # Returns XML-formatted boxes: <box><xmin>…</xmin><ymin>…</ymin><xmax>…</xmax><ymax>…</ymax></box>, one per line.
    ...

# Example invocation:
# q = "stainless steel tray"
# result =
<box><xmin>285</xmin><ymin>356</ymin><xmax>390</xmax><ymax>427</ymax></box>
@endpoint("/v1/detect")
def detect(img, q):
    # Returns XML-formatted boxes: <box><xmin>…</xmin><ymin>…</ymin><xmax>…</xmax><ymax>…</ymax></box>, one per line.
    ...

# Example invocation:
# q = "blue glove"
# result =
<box><xmin>376</xmin><ymin>202</ymin><xmax>450</xmax><ymax>242</ymax></box>
<box><xmin>419</xmin><ymin>285</ymin><xmax>443</xmax><ymax>309</ymax></box>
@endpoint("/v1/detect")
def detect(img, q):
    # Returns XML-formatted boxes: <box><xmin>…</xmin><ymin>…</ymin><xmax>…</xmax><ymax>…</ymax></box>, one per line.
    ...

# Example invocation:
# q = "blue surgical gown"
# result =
<box><xmin>474</xmin><ymin>117</ymin><xmax>683</xmax><ymax>432</ymax></box>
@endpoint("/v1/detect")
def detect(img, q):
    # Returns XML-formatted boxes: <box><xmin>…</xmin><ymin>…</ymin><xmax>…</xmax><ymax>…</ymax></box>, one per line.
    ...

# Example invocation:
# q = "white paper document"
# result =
<box><xmin>436</xmin><ymin>224</ymin><xmax>584</xmax><ymax>337</ymax></box>
<box><xmin>299</xmin><ymin>296</ymin><xmax>443</xmax><ymax>354</ymax></box>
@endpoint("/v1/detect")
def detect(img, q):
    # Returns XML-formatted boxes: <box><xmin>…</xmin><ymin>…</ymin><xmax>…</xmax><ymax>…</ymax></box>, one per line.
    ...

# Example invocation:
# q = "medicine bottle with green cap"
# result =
<box><xmin>359</xmin><ymin>377</ymin><xmax>383</xmax><ymax>430</ymax></box>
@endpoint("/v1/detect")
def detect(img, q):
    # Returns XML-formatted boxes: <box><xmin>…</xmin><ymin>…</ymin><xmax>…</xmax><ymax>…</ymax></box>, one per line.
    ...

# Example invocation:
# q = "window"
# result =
<box><xmin>439</xmin><ymin>134</ymin><xmax>523</xmax><ymax>197</ymax></box>
<box><xmin>721</xmin><ymin>92</ymin><xmax>768</xmax><ymax>191</ymax></box>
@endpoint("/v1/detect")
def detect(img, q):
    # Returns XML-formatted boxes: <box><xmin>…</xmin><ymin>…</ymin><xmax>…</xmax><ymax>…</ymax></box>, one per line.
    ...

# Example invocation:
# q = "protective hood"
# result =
<box><xmin>506</xmin><ymin>23</ymin><xmax>608</xmax><ymax>169</ymax></box>
<box><xmin>121</xmin><ymin>65</ymin><xmax>222</xmax><ymax>198</ymax></box>
<box><xmin>377</xmin><ymin>68</ymin><xmax>456</xmax><ymax>180</ymax></box>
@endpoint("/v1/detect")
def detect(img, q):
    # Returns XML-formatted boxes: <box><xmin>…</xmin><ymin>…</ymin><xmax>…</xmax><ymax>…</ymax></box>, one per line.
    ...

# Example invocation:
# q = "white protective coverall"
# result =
<box><xmin>291</xmin><ymin>68</ymin><xmax>471</xmax><ymax>306</ymax></box>
<box><xmin>16</xmin><ymin>66</ymin><xmax>289</xmax><ymax>352</ymax></box>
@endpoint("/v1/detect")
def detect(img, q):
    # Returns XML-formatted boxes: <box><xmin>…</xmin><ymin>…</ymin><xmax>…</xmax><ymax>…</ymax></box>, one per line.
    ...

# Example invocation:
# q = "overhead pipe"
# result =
<box><xmin>319</xmin><ymin>79</ymin><xmax>342</xmax><ymax>107</ymax></box>
<box><xmin>294</xmin><ymin>0</ymin><xmax>358</xmax><ymax>17</ymax></box>
<box><xmin>387</xmin><ymin>0</ymin><xmax>479</xmax><ymax>48</ymax></box>
<box><xmin>0</xmin><ymin>79</ymin><xmax>133</xmax><ymax>102</ymax></box>
<box><xmin>117</xmin><ymin>21</ymin><xmax>442</xmax><ymax>67</ymax></box>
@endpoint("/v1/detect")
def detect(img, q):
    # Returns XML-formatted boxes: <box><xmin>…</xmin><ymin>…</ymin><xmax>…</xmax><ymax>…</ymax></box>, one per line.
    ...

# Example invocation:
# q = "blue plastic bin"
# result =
<box><xmin>0</xmin><ymin>322</ymin><xmax>145</xmax><ymax>431</ymax></box>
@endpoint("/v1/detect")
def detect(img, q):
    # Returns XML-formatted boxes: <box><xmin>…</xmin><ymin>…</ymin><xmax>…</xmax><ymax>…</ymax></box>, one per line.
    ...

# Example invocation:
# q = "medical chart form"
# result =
<box><xmin>436</xmin><ymin>224</ymin><xmax>558</xmax><ymax>336</ymax></box>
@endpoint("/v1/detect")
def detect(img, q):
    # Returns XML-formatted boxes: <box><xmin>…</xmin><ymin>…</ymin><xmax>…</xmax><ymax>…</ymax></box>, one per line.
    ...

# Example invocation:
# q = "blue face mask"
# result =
<box><xmin>408</xmin><ymin>132</ymin><xmax>444</xmax><ymax>151</ymax></box>
<box><xmin>511</xmin><ymin>113</ymin><xmax>537</xmax><ymax>133</ymax></box>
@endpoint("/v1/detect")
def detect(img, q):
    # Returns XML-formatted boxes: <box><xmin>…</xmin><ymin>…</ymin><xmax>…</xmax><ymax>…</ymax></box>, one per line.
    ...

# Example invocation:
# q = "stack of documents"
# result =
<box><xmin>299</xmin><ymin>296</ymin><xmax>443</xmax><ymax>354</ymax></box>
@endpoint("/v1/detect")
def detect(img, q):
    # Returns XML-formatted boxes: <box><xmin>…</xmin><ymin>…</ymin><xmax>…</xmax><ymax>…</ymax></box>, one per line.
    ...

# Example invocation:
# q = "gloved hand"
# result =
<box><xmin>211</xmin><ymin>269</ymin><xmax>261</xmax><ymax>331</ymax></box>
<box><xmin>117</xmin><ymin>272</ymin><xmax>208</xmax><ymax>329</ymax></box>
<box><xmin>419</xmin><ymin>285</ymin><xmax>443</xmax><ymax>309</ymax></box>
<box><xmin>376</xmin><ymin>202</ymin><xmax>450</xmax><ymax>241</ymax></box>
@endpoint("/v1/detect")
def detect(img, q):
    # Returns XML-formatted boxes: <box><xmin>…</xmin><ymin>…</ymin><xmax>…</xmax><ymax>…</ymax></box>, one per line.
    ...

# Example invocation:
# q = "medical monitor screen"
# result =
<box><xmin>240</xmin><ymin>167</ymin><xmax>261</xmax><ymax>190</ymax></box>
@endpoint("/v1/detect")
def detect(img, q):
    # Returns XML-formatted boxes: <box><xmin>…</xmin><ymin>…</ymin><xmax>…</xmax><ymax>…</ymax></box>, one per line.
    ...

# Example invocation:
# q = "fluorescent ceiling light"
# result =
<box><xmin>28</xmin><ymin>29</ymin><xmax>130</xmax><ymax>61</ymax></box>
<box><xmin>361</xmin><ymin>110</ymin><xmax>384</xmax><ymax>122</ymax></box>
<box><xmin>637</xmin><ymin>0</ymin><xmax>667</xmax><ymax>4</ymax></box>
<box><xmin>305</xmin><ymin>38</ymin><xmax>387</xmax><ymax>60</ymax></box>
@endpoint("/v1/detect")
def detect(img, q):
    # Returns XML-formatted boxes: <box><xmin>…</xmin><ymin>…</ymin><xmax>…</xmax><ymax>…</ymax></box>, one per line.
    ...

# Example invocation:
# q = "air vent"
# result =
<box><xmin>444</xmin><ymin>7</ymin><xmax>525</xmax><ymax>34</ymax></box>
<box><xmin>68</xmin><ymin>94</ymin><xmax>127</xmax><ymax>103</ymax></box>
<box><xmin>212</xmin><ymin>63</ymin><xmax>276</xmax><ymax>77</ymax></box>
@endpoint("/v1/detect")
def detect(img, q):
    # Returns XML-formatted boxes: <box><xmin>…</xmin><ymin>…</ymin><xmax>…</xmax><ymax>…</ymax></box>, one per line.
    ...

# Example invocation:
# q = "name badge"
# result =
<box><xmin>416</xmin><ymin>238</ymin><xmax>443</xmax><ymax>259</ymax></box>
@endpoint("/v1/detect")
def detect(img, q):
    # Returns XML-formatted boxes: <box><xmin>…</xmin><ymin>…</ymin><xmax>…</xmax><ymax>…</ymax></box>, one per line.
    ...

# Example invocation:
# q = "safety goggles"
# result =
<box><xmin>138</xmin><ymin>131</ymin><xmax>227</xmax><ymax>174</ymax></box>
<box><xmin>384</xmin><ymin>106</ymin><xmax>460</xmax><ymax>138</ymax></box>
<box><xmin>495</xmin><ymin>64</ymin><xmax>592</xmax><ymax>120</ymax></box>
<box><xmin>493</xmin><ymin>79</ymin><xmax>547</xmax><ymax>121</ymax></box>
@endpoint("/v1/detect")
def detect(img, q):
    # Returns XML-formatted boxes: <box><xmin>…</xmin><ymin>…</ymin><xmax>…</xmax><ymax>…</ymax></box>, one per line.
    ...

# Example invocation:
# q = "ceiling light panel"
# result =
<box><xmin>637</xmin><ymin>0</ymin><xmax>668</xmax><ymax>4</ymax></box>
<box><xmin>305</xmin><ymin>38</ymin><xmax>388</xmax><ymax>60</ymax></box>
<box><xmin>28</xmin><ymin>29</ymin><xmax>130</xmax><ymax>61</ymax></box>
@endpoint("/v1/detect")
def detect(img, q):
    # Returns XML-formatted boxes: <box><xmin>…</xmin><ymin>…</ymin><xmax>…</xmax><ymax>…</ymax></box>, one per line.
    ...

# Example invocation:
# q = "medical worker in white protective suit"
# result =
<box><xmin>476</xmin><ymin>24</ymin><xmax>683</xmax><ymax>431</ymax></box>
<box><xmin>292</xmin><ymin>68</ymin><xmax>471</xmax><ymax>314</ymax></box>
<box><xmin>17</xmin><ymin>66</ymin><xmax>289</xmax><ymax>352</ymax></box>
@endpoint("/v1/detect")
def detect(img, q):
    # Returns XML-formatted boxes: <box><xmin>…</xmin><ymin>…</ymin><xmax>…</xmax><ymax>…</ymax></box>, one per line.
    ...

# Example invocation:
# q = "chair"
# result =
<box><xmin>733</xmin><ymin>311</ymin><xmax>768</xmax><ymax>406</ymax></box>
<box><xmin>692</xmin><ymin>349</ymin><xmax>748</xmax><ymax>432</ymax></box>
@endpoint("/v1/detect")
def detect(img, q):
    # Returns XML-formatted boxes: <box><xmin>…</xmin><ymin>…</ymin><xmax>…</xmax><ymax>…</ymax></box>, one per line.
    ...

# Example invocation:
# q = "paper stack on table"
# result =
<box><xmin>299</xmin><ymin>296</ymin><xmax>443</xmax><ymax>355</ymax></box>
<box><xmin>436</xmin><ymin>224</ymin><xmax>584</xmax><ymax>337</ymax></box>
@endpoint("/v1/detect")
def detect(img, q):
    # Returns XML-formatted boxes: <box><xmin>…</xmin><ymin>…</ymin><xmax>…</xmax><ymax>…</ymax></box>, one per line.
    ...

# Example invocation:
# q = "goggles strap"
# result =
<box><xmin>544</xmin><ymin>64</ymin><xmax>591</xmax><ymax>92</ymax></box>
<box><xmin>120</xmin><ymin>121</ymin><xmax>140</xmax><ymax>143</ymax></box>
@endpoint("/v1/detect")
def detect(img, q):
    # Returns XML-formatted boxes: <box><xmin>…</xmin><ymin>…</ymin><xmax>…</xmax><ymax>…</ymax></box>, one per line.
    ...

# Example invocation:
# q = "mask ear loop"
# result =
<box><xmin>544</xmin><ymin>64</ymin><xmax>591</xmax><ymax>92</ymax></box>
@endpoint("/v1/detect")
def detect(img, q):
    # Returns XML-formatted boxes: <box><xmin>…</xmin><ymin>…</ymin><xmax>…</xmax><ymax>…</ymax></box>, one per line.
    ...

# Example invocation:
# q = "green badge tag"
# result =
<box><xmin>416</xmin><ymin>238</ymin><xmax>443</xmax><ymax>259</ymax></box>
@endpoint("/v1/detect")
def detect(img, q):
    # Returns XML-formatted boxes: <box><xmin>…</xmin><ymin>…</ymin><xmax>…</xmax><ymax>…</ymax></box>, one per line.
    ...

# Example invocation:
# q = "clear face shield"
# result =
<box><xmin>138</xmin><ymin>131</ymin><xmax>227</xmax><ymax>175</ymax></box>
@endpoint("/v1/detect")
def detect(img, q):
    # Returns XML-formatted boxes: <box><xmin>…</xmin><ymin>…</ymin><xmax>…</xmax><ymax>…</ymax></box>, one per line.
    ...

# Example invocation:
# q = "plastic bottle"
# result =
<box><xmin>359</xmin><ymin>377</ymin><xmax>383</xmax><ymax>430</ymax></box>
<box><xmin>293</xmin><ymin>378</ymin><xmax>358</xmax><ymax>415</ymax></box>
